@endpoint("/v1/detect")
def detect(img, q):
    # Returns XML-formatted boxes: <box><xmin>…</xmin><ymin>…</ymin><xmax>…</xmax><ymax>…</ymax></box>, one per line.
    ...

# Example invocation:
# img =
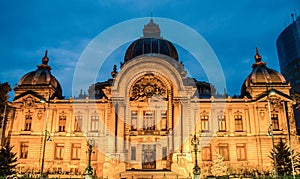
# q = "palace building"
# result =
<box><xmin>3</xmin><ymin>19</ymin><xmax>299</xmax><ymax>178</ymax></box>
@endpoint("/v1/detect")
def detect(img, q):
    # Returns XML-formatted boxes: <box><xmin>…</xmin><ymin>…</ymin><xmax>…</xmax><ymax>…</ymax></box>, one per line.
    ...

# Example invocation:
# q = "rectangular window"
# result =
<box><xmin>162</xmin><ymin>146</ymin><xmax>167</xmax><ymax>160</ymax></box>
<box><xmin>161</xmin><ymin>111</ymin><xmax>167</xmax><ymax>131</ymax></box>
<box><xmin>131</xmin><ymin>146</ymin><xmax>136</xmax><ymax>161</ymax></box>
<box><xmin>202</xmin><ymin>146</ymin><xmax>211</xmax><ymax>161</ymax></box>
<box><xmin>201</xmin><ymin>115</ymin><xmax>209</xmax><ymax>132</ymax></box>
<box><xmin>131</xmin><ymin>111</ymin><xmax>137</xmax><ymax>131</ymax></box>
<box><xmin>70</xmin><ymin>168</ymin><xmax>79</xmax><ymax>175</ymax></box>
<box><xmin>272</xmin><ymin>114</ymin><xmax>279</xmax><ymax>131</ymax></box>
<box><xmin>219</xmin><ymin>143</ymin><xmax>229</xmax><ymax>161</ymax></box>
<box><xmin>143</xmin><ymin>111</ymin><xmax>155</xmax><ymax>131</ymax></box>
<box><xmin>236</xmin><ymin>143</ymin><xmax>247</xmax><ymax>161</ymax></box>
<box><xmin>91</xmin><ymin>114</ymin><xmax>99</xmax><ymax>132</ymax></box>
<box><xmin>55</xmin><ymin>143</ymin><xmax>64</xmax><ymax>160</ymax></box>
<box><xmin>20</xmin><ymin>142</ymin><xmax>28</xmax><ymax>159</ymax></box>
<box><xmin>58</xmin><ymin>113</ymin><xmax>67</xmax><ymax>132</ymax></box>
<box><xmin>71</xmin><ymin>143</ymin><xmax>81</xmax><ymax>160</ymax></box>
<box><xmin>218</xmin><ymin>115</ymin><xmax>226</xmax><ymax>132</ymax></box>
<box><xmin>234</xmin><ymin>115</ymin><xmax>243</xmax><ymax>132</ymax></box>
<box><xmin>74</xmin><ymin>115</ymin><xmax>83</xmax><ymax>132</ymax></box>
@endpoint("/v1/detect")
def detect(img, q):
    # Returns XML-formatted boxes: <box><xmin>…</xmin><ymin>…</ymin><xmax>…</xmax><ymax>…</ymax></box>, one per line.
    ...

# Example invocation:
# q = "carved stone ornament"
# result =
<box><xmin>130</xmin><ymin>74</ymin><xmax>167</xmax><ymax>101</ymax></box>
<box><xmin>37</xmin><ymin>110</ymin><xmax>43</xmax><ymax>120</ymax></box>
<box><xmin>269</xmin><ymin>95</ymin><xmax>282</xmax><ymax>109</ymax></box>
<box><xmin>23</xmin><ymin>96</ymin><xmax>36</xmax><ymax>107</ymax></box>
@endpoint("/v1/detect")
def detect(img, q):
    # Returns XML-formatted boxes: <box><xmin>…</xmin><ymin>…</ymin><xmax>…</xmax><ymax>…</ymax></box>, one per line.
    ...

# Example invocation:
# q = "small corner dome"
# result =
<box><xmin>241</xmin><ymin>48</ymin><xmax>287</xmax><ymax>97</ymax></box>
<box><xmin>243</xmin><ymin>66</ymin><xmax>286</xmax><ymax>85</ymax></box>
<box><xmin>18</xmin><ymin>70</ymin><xmax>63</xmax><ymax>93</ymax></box>
<box><xmin>18</xmin><ymin>51</ymin><xmax>63</xmax><ymax>98</ymax></box>
<box><xmin>124</xmin><ymin>18</ymin><xmax>179</xmax><ymax>63</ymax></box>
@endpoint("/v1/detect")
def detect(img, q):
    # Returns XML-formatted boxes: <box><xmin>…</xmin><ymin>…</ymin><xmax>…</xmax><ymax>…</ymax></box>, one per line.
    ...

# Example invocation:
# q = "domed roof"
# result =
<box><xmin>124</xmin><ymin>18</ymin><xmax>178</xmax><ymax>63</ymax></box>
<box><xmin>241</xmin><ymin>48</ymin><xmax>286</xmax><ymax>97</ymax></box>
<box><xmin>18</xmin><ymin>51</ymin><xmax>63</xmax><ymax>98</ymax></box>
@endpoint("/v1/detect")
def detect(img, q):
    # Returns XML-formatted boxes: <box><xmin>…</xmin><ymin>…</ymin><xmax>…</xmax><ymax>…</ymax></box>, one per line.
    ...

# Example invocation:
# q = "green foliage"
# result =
<box><xmin>211</xmin><ymin>153</ymin><xmax>228</xmax><ymax>177</ymax></box>
<box><xmin>227</xmin><ymin>166</ymin><xmax>272</xmax><ymax>178</ymax></box>
<box><xmin>0</xmin><ymin>82</ymin><xmax>17</xmax><ymax>176</ymax></box>
<box><xmin>0</xmin><ymin>82</ymin><xmax>11</xmax><ymax>129</ymax></box>
<box><xmin>0</xmin><ymin>82</ymin><xmax>11</xmax><ymax>110</ymax></box>
<box><xmin>270</xmin><ymin>139</ymin><xmax>300</xmax><ymax>176</ymax></box>
<box><xmin>0</xmin><ymin>141</ymin><xmax>17</xmax><ymax>176</ymax></box>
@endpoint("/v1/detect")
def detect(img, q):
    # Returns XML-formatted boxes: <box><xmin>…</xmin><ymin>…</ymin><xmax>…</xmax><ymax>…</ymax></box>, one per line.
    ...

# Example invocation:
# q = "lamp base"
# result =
<box><xmin>194</xmin><ymin>174</ymin><xmax>200</xmax><ymax>179</ymax></box>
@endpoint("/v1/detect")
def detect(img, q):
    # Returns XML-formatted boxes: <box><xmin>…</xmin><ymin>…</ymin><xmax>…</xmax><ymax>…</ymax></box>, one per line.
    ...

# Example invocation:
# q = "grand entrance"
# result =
<box><xmin>142</xmin><ymin>145</ymin><xmax>156</xmax><ymax>169</ymax></box>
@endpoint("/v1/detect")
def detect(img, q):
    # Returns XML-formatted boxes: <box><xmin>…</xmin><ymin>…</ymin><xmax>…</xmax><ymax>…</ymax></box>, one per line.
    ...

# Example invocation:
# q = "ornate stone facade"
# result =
<box><xmin>3</xmin><ymin>19</ymin><xmax>299</xmax><ymax>178</ymax></box>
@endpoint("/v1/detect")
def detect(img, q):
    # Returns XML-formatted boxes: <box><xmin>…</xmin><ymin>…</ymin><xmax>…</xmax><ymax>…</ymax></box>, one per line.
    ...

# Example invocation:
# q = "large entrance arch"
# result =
<box><xmin>126</xmin><ymin>72</ymin><xmax>174</xmax><ymax>171</ymax></box>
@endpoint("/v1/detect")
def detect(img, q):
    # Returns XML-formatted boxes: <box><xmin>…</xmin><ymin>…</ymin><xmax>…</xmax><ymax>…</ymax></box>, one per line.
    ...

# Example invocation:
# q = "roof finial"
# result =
<box><xmin>150</xmin><ymin>12</ymin><xmax>154</xmax><ymax>23</ymax></box>
<box><xmin>111</xmin><ymin>64</ymin><xmax>118</xmax><ymax>78</ymax></box>
<box><xmin>251</xmin><ymin>47</ymin><xmax>266</xmax><ymax>68</ymax></box>
<box><xmin>42</xmin><ymin>50</ymin><xmax>49</xmax><ymax>65</ymax></box>
<box><xmin>143</xmin><ymin>14</ymin><xmax>161</xmax><ymax>38</ymax></box>
<box><xmin>37</xmin><ymin>50</ymin><xmax>51</xmax><ymax>70</ymax></box>
<box><xmin>254</xmin><ymin>47</ymin><xmax>262</xmax><ymax>62</ymax></box>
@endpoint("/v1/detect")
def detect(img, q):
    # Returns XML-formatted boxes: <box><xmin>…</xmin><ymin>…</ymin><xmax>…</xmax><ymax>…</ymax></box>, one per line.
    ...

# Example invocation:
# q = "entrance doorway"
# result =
<box><xmin>142</xmin><ymin>144</ymin><xmax>156</xmax><ymax>169</ymax></box>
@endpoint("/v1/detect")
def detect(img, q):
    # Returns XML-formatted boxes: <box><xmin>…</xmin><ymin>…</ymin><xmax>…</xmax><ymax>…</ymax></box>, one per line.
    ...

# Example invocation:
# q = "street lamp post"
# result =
<box><xmin>191</xmin><ymin>134</ymin><xmax>200</xmax><ymax>179</ymax></box>
<box><xmin>267</xmin><ymin>89</ymin><xmax>278</xmax><ymax>179</ymax></box>
<box><xmin>40</xmin><ymin>98</ymin><xmax>50</xmax><ymax>179</ymax></box>
<box><xmin>284</xmin><ymin>101</ymin><xmax>296</xmax><ymax>179</ymax></box>
<box><xmin>86</xmin><ymin>138</ymin><xmax>94</xmax><ymax>179</ymax></box>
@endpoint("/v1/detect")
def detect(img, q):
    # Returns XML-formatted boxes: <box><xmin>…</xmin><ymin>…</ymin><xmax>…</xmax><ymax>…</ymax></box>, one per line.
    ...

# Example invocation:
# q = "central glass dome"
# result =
<box><xmin>124</xmin><ymin>18</ymin><xmax>179</xmax><ymax>63</ymax></box>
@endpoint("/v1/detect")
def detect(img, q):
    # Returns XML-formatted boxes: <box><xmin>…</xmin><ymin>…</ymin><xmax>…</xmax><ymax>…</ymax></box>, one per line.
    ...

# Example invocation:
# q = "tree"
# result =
<box><xmin>0</xmin><ymin>82</ymin><xmax>11</xmax><ymax>130</ymax></box>
<box><xmin>0</xmin><ymin>82</ymin><xmax>16</xmax><ymax>176</ymax></box>
<box><xmin>0</xmin><ymin>140</ymin><xmax>17</xmax><ymax>176</ymax></box>
<box><xmin>211</xmin><ymin>153</ymin><xmax>228</xmax><ymax>176</ymax></box>
<box><xmin>292</xmin><ymin>93</ymin><xmax>300</xmax><ymax>135</ymax></box>
<box><xmin>270</xmin><ymin>139</ymin><xmax>300</xmax><ymax>176</ymax></box>
<box><xmin>292</xmin><ymin>93</ymin><xmax>300</xmax><ymax>109</ymax></box>
<box><xmin>0</xmin><ymin>82</ymin><xmax>11</xmax><ymax>111</ymax></box>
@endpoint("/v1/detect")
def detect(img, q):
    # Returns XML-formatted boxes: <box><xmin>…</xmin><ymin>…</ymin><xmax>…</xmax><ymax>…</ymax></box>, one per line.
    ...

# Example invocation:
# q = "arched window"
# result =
<box><xmin>90</xmin><ymin>111</ymin><xmax>99</xmax><ymax>132</ymax></box>
<box><xmin>218</xmin><ymin>114</ymin><xmax>226</xmax><ymax>132</ymax></box>
<box><xmin>234</xmin><ymin>113</ymin><xmax>243</xmax><ymax>132</ymax></box>
<box><xmin>74</xmin><ymin>112</ymin><xmax>83</xmax><ymax>132</ymax></box>
<box><xmin>58</xmin><ymin>111</ymin><xmax>67</xmax><ymax>132</ymax></box>
<box><xmin>200</xmin><ymin>111</ymin><xmax>209</xmax><ymax>132</ymax></box>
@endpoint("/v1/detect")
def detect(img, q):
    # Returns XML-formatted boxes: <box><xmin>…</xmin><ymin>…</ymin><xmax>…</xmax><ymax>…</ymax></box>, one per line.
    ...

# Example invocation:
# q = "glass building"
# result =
<box><xmin>277</xmin><ymin>14</ymin><xmax>300</xmax><ymax>133</ymax></box>
<box><xmin>276</xmin><ymin>15</ymin><xmax>300</xmax><ymax>93</ymax></box>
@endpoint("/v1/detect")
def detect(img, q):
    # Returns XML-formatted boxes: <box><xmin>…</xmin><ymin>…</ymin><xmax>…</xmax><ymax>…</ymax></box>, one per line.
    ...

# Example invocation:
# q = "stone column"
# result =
<box><xmin>173</xmin><ymin>99</ymin><xmax>181</xmax><ymax>152</ymax></box>
<box><xmin>117</xmin><ymin>100</ymin><xmax>125</xmax><ymax>153</ymax></box>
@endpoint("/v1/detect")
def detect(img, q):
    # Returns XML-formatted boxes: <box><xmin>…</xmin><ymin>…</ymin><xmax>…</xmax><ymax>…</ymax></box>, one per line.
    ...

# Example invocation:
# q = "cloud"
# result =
<box><xmin>241</xmin><ymin>58</ymin><xmax>251</xmax><ymax>64</ymax></box>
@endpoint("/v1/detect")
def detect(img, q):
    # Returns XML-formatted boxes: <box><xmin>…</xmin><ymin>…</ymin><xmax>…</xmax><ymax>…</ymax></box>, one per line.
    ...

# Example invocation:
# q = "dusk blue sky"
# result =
<box><xmin>1</xmin><ymin>1</ymin><xmax>299</xmax><ymax>99</ymax></box>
